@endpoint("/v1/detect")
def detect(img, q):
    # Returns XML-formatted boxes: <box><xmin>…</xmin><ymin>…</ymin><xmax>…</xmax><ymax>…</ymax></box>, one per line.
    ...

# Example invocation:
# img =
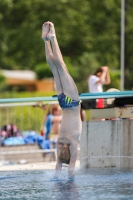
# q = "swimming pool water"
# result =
<box><xmin>0</xmin><ymin>167</ymin><xmax>133</xmax><ymax>200</ymax></box>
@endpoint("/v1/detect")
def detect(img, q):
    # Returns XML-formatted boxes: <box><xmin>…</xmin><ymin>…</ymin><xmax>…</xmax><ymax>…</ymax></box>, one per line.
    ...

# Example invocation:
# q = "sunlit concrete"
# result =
<box><xmin>80</xmin><ymin>119</ymin><xmax>133</xmax><ymax>168</ymax></box>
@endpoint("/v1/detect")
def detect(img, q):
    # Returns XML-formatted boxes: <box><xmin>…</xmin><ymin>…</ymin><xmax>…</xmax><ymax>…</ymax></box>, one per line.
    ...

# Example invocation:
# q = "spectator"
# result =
<box><xmin>88</xmin><ymin>66</ymin><xmax>111</xmax><ymax>93</ymax></box>
<box><xmin>44</xmin><ymin>105</ymin><xmax>62</xmax><ymax>140</ymax></box>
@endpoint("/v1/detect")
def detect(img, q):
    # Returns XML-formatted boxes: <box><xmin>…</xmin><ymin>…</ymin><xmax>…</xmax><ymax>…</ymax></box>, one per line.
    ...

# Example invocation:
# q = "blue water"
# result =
<box><xmin>0</xmin><ymin>168</ymin><xmax>133</xmax><ymax>200</ymax></box>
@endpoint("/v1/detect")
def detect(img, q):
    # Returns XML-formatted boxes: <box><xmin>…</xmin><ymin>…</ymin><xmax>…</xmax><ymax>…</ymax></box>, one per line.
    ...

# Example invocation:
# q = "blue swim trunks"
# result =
<box><xmin>58</xmin><ymin>93</ymin><xmax>81</xmax><ymax>109</ymax></box>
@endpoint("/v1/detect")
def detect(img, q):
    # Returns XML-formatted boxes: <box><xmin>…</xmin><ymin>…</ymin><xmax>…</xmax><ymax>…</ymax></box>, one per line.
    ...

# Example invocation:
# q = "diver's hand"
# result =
<box><xmin>68</xmin><ymin>175</ymin><xmax>75</xmax><ymax>181</ymax></box>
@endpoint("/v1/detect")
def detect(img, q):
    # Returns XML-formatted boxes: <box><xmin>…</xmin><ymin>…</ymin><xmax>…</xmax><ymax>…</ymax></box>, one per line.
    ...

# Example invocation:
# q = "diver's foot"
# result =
<box><xmin>47</xmin><ymin>22</ymin><xmax>56</xmax><ymax>40</ymax></box>
<box><xmin>42</xmin><ymin>22</ymin><xmax>50</xmax><ymax>41</ymax></box>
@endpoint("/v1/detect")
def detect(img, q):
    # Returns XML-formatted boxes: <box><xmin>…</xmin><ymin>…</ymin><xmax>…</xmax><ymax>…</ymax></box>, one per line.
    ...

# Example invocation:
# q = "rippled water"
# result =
<box><xmin>0</xmin><ymin>167</ymin><xmax>133</xmax><ymax>200</ymax></box>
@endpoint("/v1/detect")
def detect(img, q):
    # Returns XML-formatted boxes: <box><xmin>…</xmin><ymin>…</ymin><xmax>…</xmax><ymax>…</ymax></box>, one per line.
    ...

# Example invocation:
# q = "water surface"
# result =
<box><xmin>0</xmin><ymin>167</ymin><xmax>133</xmax><ymax>200</ymax></box>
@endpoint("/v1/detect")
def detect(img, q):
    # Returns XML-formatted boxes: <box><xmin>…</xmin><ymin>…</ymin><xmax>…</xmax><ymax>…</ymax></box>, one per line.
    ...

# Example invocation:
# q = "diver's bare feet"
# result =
<box><xmin>47</xmin><ymin>22</ymin><xmax>56</xmax><ymax>40</ymax></box>
<box><xmin>42</xmin><ymin>22</ymin><xmax>50</xmax><ymax>41</ymax></box>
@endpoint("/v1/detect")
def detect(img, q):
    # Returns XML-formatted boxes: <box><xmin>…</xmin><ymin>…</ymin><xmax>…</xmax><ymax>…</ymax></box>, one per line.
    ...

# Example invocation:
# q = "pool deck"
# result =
<box><xmin>0</xmin><ymin>160</ymin><xmax>80</xmax><ymax>172</ymax></box>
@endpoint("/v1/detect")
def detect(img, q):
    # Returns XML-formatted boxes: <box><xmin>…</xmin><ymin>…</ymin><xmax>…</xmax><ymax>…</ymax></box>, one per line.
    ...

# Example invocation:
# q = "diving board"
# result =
<box><xmin>80</xmin><ymin>91</ymin><xmax>133</xmax><ymax>99</ymax></box>
<box><xmin>0</xmin><ymin>91</ymin><xmax>133</xmax><ymax>119</ymax></box>
<box><xmin>0</xmin><ymin>91</ymin><xmax>133</xmax><ymax>104</ymax></box>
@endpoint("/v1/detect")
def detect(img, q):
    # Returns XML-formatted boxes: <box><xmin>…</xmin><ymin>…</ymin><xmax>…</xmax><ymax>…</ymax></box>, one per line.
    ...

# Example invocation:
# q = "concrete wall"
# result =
<box><xmin>0</xmin><ymin>144</ymin><xmax>56</xmax><ymax>163</ymax></box>
<box><xmin>80</xmin><ymin>119</ymin><xmax>133</xmax><ymax>168</ymax></box>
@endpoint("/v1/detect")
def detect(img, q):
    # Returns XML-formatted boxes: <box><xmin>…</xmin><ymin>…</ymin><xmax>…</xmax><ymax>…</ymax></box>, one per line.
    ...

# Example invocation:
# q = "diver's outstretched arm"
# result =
<box><xmin>55</xmin><ymin>143</ymin><xmax>62</xmax><ymax>174</ymax></box>
<box><xmin>68</xmin><ymin>141</ymin><xmax>78</xmax><ymax>178</ymax></box>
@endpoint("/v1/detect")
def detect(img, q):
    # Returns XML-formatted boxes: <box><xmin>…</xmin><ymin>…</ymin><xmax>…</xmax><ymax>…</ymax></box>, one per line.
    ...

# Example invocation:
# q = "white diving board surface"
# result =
<box><xmin>0</xmin><ymin>91</ymin><xmax>133</xmax><ymax>104</ymax></box>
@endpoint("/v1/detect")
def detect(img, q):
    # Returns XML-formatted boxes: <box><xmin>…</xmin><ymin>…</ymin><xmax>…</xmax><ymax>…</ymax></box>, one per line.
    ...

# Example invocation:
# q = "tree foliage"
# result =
<box><xmin>35</xmin><ymin>63</ymin><xmax>53</xmax><ymax>79</ymax></box>
<box><xmin>0</xmin><ymin>72</ymin><xmax>6</xmax><ymax>91</ymax></box>
<box><xmin>0</xmin><ymin>0</ymin><xmax>133</xmax><ymax>90</ymax></box>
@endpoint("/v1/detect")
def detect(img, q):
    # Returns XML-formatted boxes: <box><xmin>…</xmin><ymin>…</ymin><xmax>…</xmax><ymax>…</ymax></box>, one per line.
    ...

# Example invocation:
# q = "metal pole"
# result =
<box><xmin>120</xmin><ymin>0</ymin><xmax>125</xmax><ymax>91</ymax></box>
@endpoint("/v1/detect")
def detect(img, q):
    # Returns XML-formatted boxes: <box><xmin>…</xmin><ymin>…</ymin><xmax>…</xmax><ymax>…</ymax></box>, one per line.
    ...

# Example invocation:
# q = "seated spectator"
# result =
<box><xmin>0</xmin><ymin>124</ymin><xmax>20</xmax><ymax>138</ymax></box>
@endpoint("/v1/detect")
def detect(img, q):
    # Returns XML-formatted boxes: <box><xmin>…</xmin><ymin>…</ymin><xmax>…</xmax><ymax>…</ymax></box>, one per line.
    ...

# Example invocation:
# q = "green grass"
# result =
<box><xmin>0</xmin><ymin>91</ymin><xmax>56</xmax><ymax>98</ymax></box>
<box><xmin>0</xmin><ymin>91</ymin><xmax>92</xmax><ymax>134</ymax></box>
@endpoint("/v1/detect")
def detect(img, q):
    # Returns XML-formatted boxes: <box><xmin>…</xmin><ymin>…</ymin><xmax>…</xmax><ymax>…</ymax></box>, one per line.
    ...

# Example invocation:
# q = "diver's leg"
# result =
<box><xmin>47</xmin><ymin>22</ymin><xmax>67</xmax><ymax>69</ymax></box>
<box><xmin>44</xmin><ymin>40</ymin><xmax>63</xmax><ymax>95</ymax></box>
<box><xmin>48</xmin><ymin>22</ymin><xmax>79</xmax><ymax>100</ymax></box>
<box><xmin>42</xmin><ymin>22</ymin><xmax>63</xmax><ymax>95</ymax></box>
<box><xmin>42</xmin><ymin>21</ymin><xmax>50</xmax><ymax>41</ymax></box>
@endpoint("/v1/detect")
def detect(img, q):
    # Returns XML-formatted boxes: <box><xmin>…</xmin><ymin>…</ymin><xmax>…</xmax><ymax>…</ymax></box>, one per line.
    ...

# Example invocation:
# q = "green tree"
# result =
<box><xmin>73</xmin><ymin>52</ymin><xmax>100</xmax><ymax>93</ymax></box>
<box><xmin>103</xmin><ymin>70</ymin><xmax>120</xmax><ymax>91</ymax></box>
<box><xmin>35</xmin><ymin>63</ymin><xmax>53</xmax><ymax>79</ymax></box>
<box><xmin>125</xmin><ymin>0</ymin><xmax>133</xmax><ymax>89</ymax></box>
<box><xmin>1</xmin><ymin>0</ymin><xmax>133</xmax><ymax>90</ymax></box>
<box><xmin>0</xmin><ymin>72</ymin><xmax>6</xmax><ymax>91</ymax></box>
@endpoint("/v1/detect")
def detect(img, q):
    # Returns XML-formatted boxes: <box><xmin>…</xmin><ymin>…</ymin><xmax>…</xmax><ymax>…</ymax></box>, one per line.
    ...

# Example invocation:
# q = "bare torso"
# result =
<box><xmin>57</xmin><ymin>106</ymin><xmax>82</xmax><ymax>144</ymax></box>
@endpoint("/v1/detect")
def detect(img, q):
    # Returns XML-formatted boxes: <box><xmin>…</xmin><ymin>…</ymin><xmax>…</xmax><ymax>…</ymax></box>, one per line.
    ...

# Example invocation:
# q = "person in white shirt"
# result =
<box><xmin>88</xmin><ymin>66</ymin><xmax>111</xmax><ymax>93</ymax></box>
